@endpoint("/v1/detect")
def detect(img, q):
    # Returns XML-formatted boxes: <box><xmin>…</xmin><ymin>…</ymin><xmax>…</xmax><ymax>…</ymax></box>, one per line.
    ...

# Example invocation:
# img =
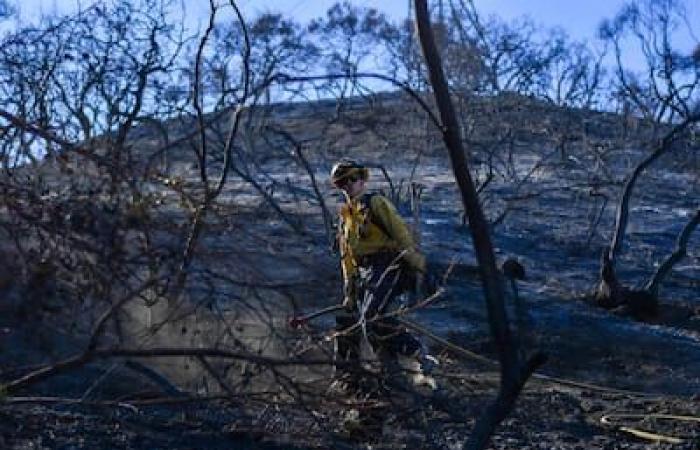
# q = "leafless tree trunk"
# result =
<box><xmin>595</xmin><ymin>0</ymin><xmax>699</xmax><ymax>314</ymax></box>
<box><xmin>596</xmin><ymin>114</ymin><xmax>699</xmax><ymax>309</ymax></box>
<box><xmin>413</xmin><ymin>1</ymin><xmax>545</xmax><ymax>448</ymax></box>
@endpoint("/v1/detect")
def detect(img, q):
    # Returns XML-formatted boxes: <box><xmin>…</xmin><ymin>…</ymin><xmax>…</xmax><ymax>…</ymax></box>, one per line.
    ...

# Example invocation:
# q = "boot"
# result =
<box><xmin>418</xmin><ymin>353</ymin><xmax>439</xmax><ymax>375</ymax></box>
<box><xmin>409</xmin><ymin>352</ymin><xmax>439</xmax><ymax>390</ymax></box>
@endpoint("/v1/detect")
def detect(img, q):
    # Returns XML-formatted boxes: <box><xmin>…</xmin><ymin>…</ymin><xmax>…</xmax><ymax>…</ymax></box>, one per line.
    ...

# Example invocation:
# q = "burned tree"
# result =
<box><xmin>413</xmin><ymin>1</ymin><xmax>545</xmax><ymax>448</ymax></box>
<box><xmin>595</xmin><ymin>0</ymin><xmax>699</xmax><ymax>316</ymax></box>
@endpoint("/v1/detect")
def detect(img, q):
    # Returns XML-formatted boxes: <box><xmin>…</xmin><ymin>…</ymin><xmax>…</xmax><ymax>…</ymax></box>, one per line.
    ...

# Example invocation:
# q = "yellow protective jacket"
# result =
<box><xmin>338</xmin><ymin>193</ymin><xmax>426</xmax><ymax>290</ymax></box>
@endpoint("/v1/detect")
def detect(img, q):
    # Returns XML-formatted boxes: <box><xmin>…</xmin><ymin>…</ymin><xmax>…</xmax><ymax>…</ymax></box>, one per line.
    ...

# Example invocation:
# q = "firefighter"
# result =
<box><xmin>330</xmin><ymin>159</ymin><xmax>437</xmax><ymax>394</ymax></box>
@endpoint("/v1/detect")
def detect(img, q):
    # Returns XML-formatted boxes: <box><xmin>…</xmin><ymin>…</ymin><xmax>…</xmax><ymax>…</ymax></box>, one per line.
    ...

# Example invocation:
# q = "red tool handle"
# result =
<box><xmin>288</xmin><ymin>304</ymin><xmax>344</xmax><ymax>329</ymax></box>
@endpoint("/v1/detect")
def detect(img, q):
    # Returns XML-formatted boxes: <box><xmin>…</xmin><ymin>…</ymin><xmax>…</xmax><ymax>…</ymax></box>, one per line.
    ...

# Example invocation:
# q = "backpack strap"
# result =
<box><xmin>361</xmin><ymin>193</ymin><xmax>392</xmax><ymax>239</ymax></box>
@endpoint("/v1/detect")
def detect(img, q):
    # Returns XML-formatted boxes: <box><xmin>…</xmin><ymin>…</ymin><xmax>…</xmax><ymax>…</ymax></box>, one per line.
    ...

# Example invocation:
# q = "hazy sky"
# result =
<box><xmin>12</xmin><ymin>0</ymin><xmax>700</xmax><ymax>55</ymax></box>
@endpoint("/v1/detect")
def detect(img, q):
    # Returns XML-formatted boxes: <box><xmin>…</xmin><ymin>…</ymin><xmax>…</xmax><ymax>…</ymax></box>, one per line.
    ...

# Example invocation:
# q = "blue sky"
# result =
<box><xmin>14</xmin><ymin>0</ymin><xmax>699</xmax><ymax>44</ymax></box>
<box><xmin>11</xmin><ymin>0</ymin><xmax>700</xmax><ymax>63</ymax></box>
<box><xmin>205</xmin><ymin>0</ymin><xmax>698</xmax><ymax>48</ymax></box>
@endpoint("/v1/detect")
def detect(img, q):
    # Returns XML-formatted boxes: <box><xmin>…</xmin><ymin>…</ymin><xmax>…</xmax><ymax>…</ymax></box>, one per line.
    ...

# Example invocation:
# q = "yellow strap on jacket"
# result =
<box><xmin>338</xmin><ymin>194</ymin><xmax>425</xmax><ymax>284</ymax></box>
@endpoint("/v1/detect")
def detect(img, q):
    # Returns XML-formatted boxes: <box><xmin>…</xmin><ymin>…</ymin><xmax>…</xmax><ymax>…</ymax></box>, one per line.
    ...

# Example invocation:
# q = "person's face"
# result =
<box><xmin>337</xmin><ymin>176</ymin><xmax>365</xmax><ymax>198</ymax></box>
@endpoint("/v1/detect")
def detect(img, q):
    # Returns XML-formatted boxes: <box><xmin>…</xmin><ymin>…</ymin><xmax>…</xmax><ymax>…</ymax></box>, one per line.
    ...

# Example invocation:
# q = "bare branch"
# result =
<box><xmin>645</xmin><ymin>209</ymin><xmax>700</xmax><ymax>296</ymax></box>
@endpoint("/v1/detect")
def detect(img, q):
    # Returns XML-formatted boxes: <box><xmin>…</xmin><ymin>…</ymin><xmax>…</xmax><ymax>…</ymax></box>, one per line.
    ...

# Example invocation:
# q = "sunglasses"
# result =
<box><xmin>335</xmin><ymin>176</ymin><xmax>360</xmax><ymax>188</ymax></box>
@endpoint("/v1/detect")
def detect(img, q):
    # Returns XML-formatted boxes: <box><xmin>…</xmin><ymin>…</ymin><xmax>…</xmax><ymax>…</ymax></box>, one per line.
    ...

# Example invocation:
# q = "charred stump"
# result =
<box><xmin>595</xmin><ymin>249</ymin><xmax>658</xmax><ymax>320</ymax></box>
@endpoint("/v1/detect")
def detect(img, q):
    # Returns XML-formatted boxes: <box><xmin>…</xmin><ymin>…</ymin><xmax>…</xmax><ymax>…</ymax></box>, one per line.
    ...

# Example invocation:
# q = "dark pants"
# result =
<box><xmin>335</xmin><ymin>253</ymin><xmax>422</xmax><ymax>376</ymax></box>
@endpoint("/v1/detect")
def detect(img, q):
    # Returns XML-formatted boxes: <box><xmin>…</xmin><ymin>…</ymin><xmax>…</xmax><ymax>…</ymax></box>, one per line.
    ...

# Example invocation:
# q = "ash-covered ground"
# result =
<box><xmin>1</xmin><ymin>95</ymin><xmax>699</xmax><ymax>449</ymax></box>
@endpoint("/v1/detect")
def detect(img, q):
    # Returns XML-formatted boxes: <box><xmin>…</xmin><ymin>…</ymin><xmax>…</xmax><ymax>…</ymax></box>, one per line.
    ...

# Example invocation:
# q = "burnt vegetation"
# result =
<box><xmin>0</xmin><ymin>0</ymin><xmax>698</xmax><ymax>449</ymax></box>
